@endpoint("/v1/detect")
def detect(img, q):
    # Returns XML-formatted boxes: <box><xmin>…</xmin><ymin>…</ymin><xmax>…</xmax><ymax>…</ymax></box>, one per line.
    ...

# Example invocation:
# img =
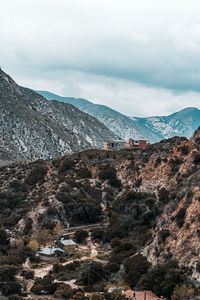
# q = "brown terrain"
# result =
<box><xmin>0</xmin><ymin>128</ymin><xmax>200</xmax><ymax>299</ymax></box>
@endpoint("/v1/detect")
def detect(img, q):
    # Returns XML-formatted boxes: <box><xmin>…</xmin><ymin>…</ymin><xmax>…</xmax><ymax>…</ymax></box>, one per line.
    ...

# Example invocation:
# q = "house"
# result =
<box><xmin>103</xmin><ymin>140</ymin><xmax>131</xmax><ymax>150</ymax></box>
<box><xmin>129</xmin><ymin>139</ymin><xmax>149</xmax><ymax>149</ymax></box>
<box><xmin>124</xmin><ymin>290</ymin><xmax>162</xmax><ymax>300</ymax></box>
<box><xmin>60</xmin><ymin>239</ymin><xmax>76</xmax><ymax>247</ymax></box>
<box><xmin>103</xmin><ymin>139</ymin><xmax>149</xmax><ymax>150</ymax></box>
<box><xmin>38</xmin><ymin>247</ymin><xmax>63</xmax><ymax>257</ymax></box>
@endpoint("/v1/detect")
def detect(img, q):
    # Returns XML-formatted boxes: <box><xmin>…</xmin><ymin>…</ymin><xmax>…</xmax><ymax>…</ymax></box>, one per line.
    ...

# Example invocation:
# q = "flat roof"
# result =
<box><xmin>105</xmin><ymin>140</ymin><xmax>128</xmax><ymax>143</ymax></box>
<box><xmin>60</xmin><ymin>239</ymin><xmax>76</xmax><ymax>246</ymax></box>
<box><xmin>38</xmin><ymin>247</ymin><xmax>63</xmax><ymax>255</ymax></box>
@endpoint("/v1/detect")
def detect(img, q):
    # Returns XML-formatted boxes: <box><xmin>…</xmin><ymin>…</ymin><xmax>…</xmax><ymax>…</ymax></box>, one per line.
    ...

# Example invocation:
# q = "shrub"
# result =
<box><xmin>76</xmin><ymin>167</ymin><xmax>91</xmax><ymax>179</ymax></box>
<box><xmin>23</xmin><ymin>217</ymin><xmax>33</xmax><ymax>235</ymax></box>
<box><xmin>193</xmin><ymin>153</ymin><xmax>200</xmax><ymax>164</ymax></box>
<box><xmin>179</xmin><ymin>145</ymin><xmax>189</xmax><ymax>155</ymax></box>
<box><xmin>158</xmin><ymin>229</ymin><xmax>170</xmax><ymax>243</ymax></box>
<box><xmin>0</xmin><ymin>281</ymin><xmax>22</xmax><ymax>296</ymax></box>
<box><xmin>74</xmin><ymin>230</ymin><xmax>88</xmax><ymax>243</ymax></box>
<box><xmin>54</xmin><ymin>283</ymin><xmax>73</xmax><ymax>299</ymax></box>
<box><xmin>172</xmin><ymin>284</ymin><xmax>196</xmax><ymax>300</ymax></box>
<box><xmin>78</xmin><ymin>262</ymin><xmax>108</xmax><ymax>286</ymax></box>
<box><xmin>107</xmin><ymin>262</ymin><xmax>120</xmax><ymax>273</ymax></box>
<box><xmin>0</xmin><ymin>228</ymin><xmax>9</xmax><ymax>245</ymax></box>
<box><xmin>31</xmin><ymin>282</ymin><xmax>57</xmax><ymax>295</ymax></box>
<box><xmin>21</xmin><ymin>270</ymin><xmax>34</xmax><ymax>279</ymax></box>
<box><xmin>158</xmin><ymin>188</ymin><xmax>169</xmax><ymax>203</ymax></box>
<box><xmin>140</xmin><ymin>260</ymin><xmax>189</xmax><ymax>298</ymax></box>
<box><xmin>175</xmin><ymin>208</ymin><xmax>186</xmax><ymax>228</ymax></box>
<box><xmin>98</xmin><ymin>165</ymin><xmax>121</xmax><ymax>187</ymax></box>
<box><xmin>24</xmin><ymin>164</ymin><xmax>47</xmax><ymax>186</ymax></box>
<box><xmin>8</xmin><ymin>295</ymin><xmax>23</xmax><ymax>300</ymax></box>
<box><xmin>91</xmin><ymin>228</ymin><xmax>105</xmax><ymax>241</ymax></box>
<box><xmin>155</xmin><ymin>157</ymin><xmax>161</xmax><ymax>167</ymax></box>
<box><xmin>47</xmin><ymin>206</ymin><xmax>57</xmax><ymax>215</ymax></box>
<box><xmin>124</xmin><ymin>254</ymin><xmax>151</xmax><ymax>287</ymax></box>
<box><xmin>0</xmin><ymin>265</ymin><xmax>19</xmax><ymax>281</ymax></box>
<box><xmin>59</xmin><ymin>159</ymin><xmax>75</xmax><ymax>174</ymax></box>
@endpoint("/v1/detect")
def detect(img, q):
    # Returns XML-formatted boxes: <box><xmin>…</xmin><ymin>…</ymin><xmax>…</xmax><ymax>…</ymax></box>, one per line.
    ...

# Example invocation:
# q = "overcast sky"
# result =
<box><xmin>1</xmin><ymin>0</ymin><xmax>200</xmax><ymax>116</ymax></box>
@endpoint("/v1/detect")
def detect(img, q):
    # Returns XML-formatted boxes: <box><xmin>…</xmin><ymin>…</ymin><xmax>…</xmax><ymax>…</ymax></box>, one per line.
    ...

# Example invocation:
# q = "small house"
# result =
<box><xmin>129</xmin><ymin>139</ymin><xmax>149</xmax><ymax>149</ymax></box>
<box><xmin>60</xmin><ymin>239</ymin><xmax>76</xmax><ymax>247</ymax></box>
<box><xmin>103</xmin><ymin>138</ymin><xmax>149</xmax><ymax>150</ymax></box>
<box><xmin>103</xmin><ymin>140</ymin><xmax>130</xmax><ymax>150</ymax></box>
<box><xmin>38</xmin><ymin>247</ymin><xmax>63</xmax><ymax>257</ymax></box>
<box><xmin>125</xmin><ymin>290</ymin><xmax>162</xmax><ymax>300</ymax></box>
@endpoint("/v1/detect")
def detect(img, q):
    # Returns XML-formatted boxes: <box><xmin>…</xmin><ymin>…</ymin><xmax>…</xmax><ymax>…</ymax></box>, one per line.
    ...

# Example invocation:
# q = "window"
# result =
<box><xmin>134</xmin><ymin>140</ymin><xmax>139</xmax><ymax>145</ymax></box>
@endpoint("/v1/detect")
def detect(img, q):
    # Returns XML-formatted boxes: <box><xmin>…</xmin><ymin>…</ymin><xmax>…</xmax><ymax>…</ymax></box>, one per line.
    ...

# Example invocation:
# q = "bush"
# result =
<box><xmin>31</xmin><ymin>282</ymin><xmax>57</xmax><ymax>295</ymax></box>
<box><xmin>140</xmin><ymin>260</ymin><xmax>189</xmax><ymax>298</ymax></box>
<box><xmin>54</xmin><ymin>283</ymin><xmax>72</xmax><ymax>299</ymax></box>
<box><xmin>98</xmin><ymin>165</ymin><xmax>121</xmax><ymax>187</ymax></box>
<box><xmin>59</xmin><ymin>159</ymin><xmax>75</xmax><ymax>174</ymax></box>
<box><xmin>25</xmin><ymin>164</ymin><xmax>47</xmax><ymax>186</ymax></box>
<box><xmin>74</xmin><ymin>230</ymin><xmax>88</xmax><ymax>243</ymax></box>
<box><xmin>124</xmin><ymin>254</ymin><xmax>151</xmax><ymax>287</ymax></box>
<box><xmin>78</xmin><ymin>262</ymin><xmax>108</xmax><ymax>286</ymax></box>
<box><xmin>107</xmin><ymin>262</ymin><xmax>120</xmax><ymax>273</ymax></box>
<box><xmin>158</xmin><ymin>188</ymin><xmax>169</xmax><ymax>203</ymax></box>
<box><xmin>175</xmin><ymin>208</ymin><xmax>186</xmax><ymax>228</ymax></box>
<box><xmin>91</xmin><ymin>228</ymin><xmax>105</xmax><ymax>241</ymax></box>
<box><xmin>0</xmin><ymin>265</ymin><xmax>19</xmax><ymax>281</ymax></box>
<box><xmin>158</xmin><ymin>229</ymin><xmax>170</xmax><ymax>243</ymax></box>
<box><xmin>0</xmin><ymin>281</ymin><xmax>22</xmax><ymax>296</ymax></box>
<box><xmin>193</xmin><ymin>153</ymin><xmax>200</xmax><ymax>164</ymax></box>
<box><xmin>179</xmin><ymin>145</ymin><xmax>189</xmax><ymax>155</ymax></box>
<box><xmin>23</xmin><ymin>217</ymin><xmax>33</xmax><ymax>235</ymax></box>
<box><xmin>76</xmin><ymin>167</ymin><xmax>91</xmax><ymax>179</ymax></box>
<box><xmin>8</xmin><ymin>295</ymin><xmax>23</xmax><ymax>300</ymax></box>
<box><xmin>21</xmin><ymin>270</ymin><xmax>34</xmax><ymax>279</ymax></box>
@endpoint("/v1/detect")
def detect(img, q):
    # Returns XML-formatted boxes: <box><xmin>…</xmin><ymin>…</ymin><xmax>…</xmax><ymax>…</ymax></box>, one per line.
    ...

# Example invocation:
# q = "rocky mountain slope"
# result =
<box><xmin>1</xmin><ymin>128</ymin><xmax>200</xmax><ymax>298</ymax></box>
<box><xmin>0</xmin><ymin>69</ymin><xmax>118</xmax><ymax>161</ymax></box>
<box><xmin>37</xmin><ymin>90</ymin><xmax>200</xmax><ymax>143</ymax></box>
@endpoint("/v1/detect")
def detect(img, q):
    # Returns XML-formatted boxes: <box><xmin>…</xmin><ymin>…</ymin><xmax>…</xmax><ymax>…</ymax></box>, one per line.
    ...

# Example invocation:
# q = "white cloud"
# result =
<box><xmin>1</xmin><ymin>0</ymin><xmax>200</xmax><ymax>116</ymax></box>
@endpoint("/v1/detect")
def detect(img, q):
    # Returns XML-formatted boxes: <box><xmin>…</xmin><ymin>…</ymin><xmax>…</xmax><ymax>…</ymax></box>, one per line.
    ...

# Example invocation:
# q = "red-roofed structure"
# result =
<box><xmin>124</xmin><ymin>290</ymin><xmax>163</xmax><ymax>300</ymax></box>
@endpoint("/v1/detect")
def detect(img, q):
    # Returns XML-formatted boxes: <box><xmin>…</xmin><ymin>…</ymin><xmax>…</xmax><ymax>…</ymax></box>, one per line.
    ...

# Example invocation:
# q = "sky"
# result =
<box><xmin>1</xmin><ymin>0</ymin><xmax>200</xmax><ymax>117</ymax></box>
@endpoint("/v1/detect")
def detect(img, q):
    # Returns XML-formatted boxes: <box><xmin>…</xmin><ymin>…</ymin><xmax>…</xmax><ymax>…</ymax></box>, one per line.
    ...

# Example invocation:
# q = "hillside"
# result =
<box><xmin>1</xmin><ymin>129</ymin><xmax>200</xmax><ymax>298</ymax></box>
<box><xmin>37</xmin><ymin>90</ymin><xmax>200</xmax><ymax>143</ymax></box>
<box><xmin>0</xmin><ymin>69</ymin><xmax>118</xmax><ymax>162</ymax></box>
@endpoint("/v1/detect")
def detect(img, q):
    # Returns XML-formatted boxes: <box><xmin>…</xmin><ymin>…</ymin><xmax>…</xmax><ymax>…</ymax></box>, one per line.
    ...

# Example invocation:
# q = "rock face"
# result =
<box><xmin>37</xmin><ymin>90</ymin><xmax>200</xmax><ymax>143</ymax></box>
<box><xmin>0</xmin><ymin>69</ymin><xmax>118</xmax><ymax>161</ymax></box>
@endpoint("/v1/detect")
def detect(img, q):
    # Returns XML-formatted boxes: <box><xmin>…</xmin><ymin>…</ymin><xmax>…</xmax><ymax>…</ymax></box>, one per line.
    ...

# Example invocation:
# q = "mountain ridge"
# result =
<box><xmin>36</xmin><ymin>90</ymin><xmax>200</xmax><ymax>143</ymax></box>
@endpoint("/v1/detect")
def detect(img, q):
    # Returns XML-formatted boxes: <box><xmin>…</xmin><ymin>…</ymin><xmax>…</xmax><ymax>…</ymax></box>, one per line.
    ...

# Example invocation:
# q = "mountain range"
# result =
<box><xmin>37</xmin><ymin>90</ymin><xmax>200</xmax><ymax>143</ymax></box>
<box><xmin>0</xmin><ymin>69</ymin><xmax>118</xmax><ymax>162</ymax></box>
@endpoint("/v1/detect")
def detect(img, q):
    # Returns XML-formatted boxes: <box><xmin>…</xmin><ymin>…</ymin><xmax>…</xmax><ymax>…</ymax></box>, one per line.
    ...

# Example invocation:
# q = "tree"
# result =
<box><xmin>28</xmin><ymin>239</ymin><xmax>39</xmax><ymax>252</ymax></box>
<box><xmin>172</xmin><ymin>285</ymin><xmax>196</xmax><ymax>300</ymax></box>
<box><xmin>75</xmin><ymin>230</ymin><xmax>88</xmax><ymax>243</ymax></box>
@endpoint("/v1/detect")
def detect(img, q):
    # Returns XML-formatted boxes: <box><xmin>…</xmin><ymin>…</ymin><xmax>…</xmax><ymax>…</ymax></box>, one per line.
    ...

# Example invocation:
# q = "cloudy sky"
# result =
<box><xmin>1</xmin><ymin>0</ymin><xmax>200</xmax><ymax>116</ymax></box>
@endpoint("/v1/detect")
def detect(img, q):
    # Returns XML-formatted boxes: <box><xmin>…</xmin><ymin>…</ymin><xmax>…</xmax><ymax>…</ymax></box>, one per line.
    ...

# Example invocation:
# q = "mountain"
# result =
<box><xmin>136</xmin><ymin>107</ymin><xmax>200</xmax><ymax>140</ymax></box>
<box><xmin>1</xmin><ymin>129</ymin><xmax>200</xmax><ymax>298</ymax></box>
<box><xmin>36</xmin><ymin>91</ymin><xmax>162</xmax><ymax>143</ymax></box>
<box><xmin>37</xmin><ymin>91</ymin><xmax>200</xmax><ymax>143</ymax></box>
<box><xmin>0</xmin><ymin>69</ymin><xmax>118</xmax><ymax>161</ymax></box>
